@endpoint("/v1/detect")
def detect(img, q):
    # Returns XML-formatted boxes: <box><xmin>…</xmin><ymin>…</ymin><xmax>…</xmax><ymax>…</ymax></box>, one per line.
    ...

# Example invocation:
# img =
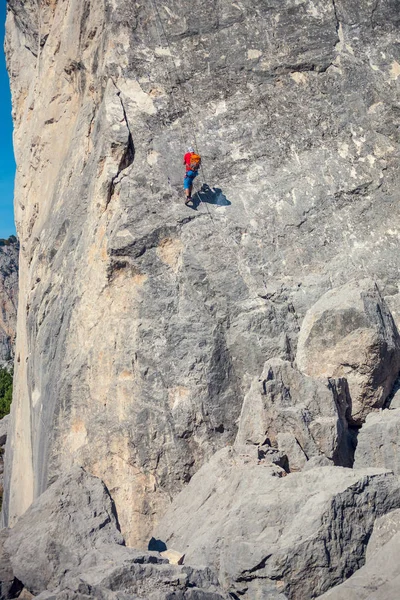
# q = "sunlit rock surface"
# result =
<box><xmin>3</xmin><ymin>0</ymin><xmax>400</xmax><ymax>565</ymax></box>
<box><xmin>156</xmin><ymin>447</ymin><xmax>400</xmax><ymax>599</ymax></box>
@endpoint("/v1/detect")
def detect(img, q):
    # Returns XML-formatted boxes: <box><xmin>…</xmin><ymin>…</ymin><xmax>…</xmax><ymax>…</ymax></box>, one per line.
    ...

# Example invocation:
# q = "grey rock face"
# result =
<box><xmin>0</xmin><ymin>415</ymin><xmax>10</xmax><ymax>506</ymax></box>
<box><xmin>48</xmin><ymin>559</ymin><xmax>227</xmax><ymax>600</ymax></box>
<box><xmin>37</xmin><ymin>586</ymin><xmax>226</xmax><ymax>600</ymax></box>
<box><xmin>4</xmin><ymin>0</ymin><xmax>400</xmax><ymax>549</ymax></box>
<box><xmin>156</xmin><ymin>447</ymin><xmax>400</xmax><ymax>599</ymax></box>
<box><xmin>366</xmin><ymin>508</ymin><xmax>400</xmax><ymax>562</ymax></box>
<box><xmin>317</xmin><ymin>510</ymin><xmax>400</xmax><ymax>599</ymax></box>
<box><xmin>389</xmin><ymin>383</ymin><xmax>400</xmax><ymax>409</ymax></box>
<box><xmin>353</xmin><ymin>408</ymin><xmax>400</xmax><ymax>475</ymax></box>
<box><xmin>0</xmin><ymin>237</ymin><xmax>18</xmax><ymax>368</ymax></box>
<box><xmin>2</xmin><ymin>466</ymin><xmax>227</xmax><ymax>599</ymax></box>
<box><xmin>0</xmin><ymin>529</ymin><xmax>23</xmax><ymax>600</ymax></box>
<box><xmin>236</xmin><ymin>358</ymin><xmax>353</xmax><ymax>470</ymax></box>
<box><xmin>35</xmin><ymin>548</ymin><xmax>228</xmax><ymax>600</ymax></box>
<box><xmin>4</xmin><ymin>466</ymin><xmax>124</xmax><ymax>594</ymax></box>
<box><xmin>0</xmin><ymin>416</ymin><xmax>9</xmax><ymax>449</ymax></box>
<box><xmin>296</xmin><ymin>280</ymin><xmax>400</xmax><ymax>424</ymax></box>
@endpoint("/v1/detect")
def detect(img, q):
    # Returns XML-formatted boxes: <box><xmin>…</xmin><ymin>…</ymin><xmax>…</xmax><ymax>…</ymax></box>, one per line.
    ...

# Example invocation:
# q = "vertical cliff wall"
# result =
<box><xmin>3</xmin><ymin>0</ymin><xmax>400</xmax><ymax>547</ymax></box>
<box><xmin>0</xmin><ymin>236</ymin><xmax>18</xmax><ymax>367</ymax></box>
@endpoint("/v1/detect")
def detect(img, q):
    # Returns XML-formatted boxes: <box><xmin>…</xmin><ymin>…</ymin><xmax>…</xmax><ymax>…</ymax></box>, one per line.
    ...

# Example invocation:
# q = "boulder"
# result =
<box><xmin>354</xmin><ymin>408</ymin><xmax>400</xmax><ymax>474</ymax></box>
<box><xmin>37</xmin><ymin>584</ymin><xmax>226</xmax><ymax>600</ymax></box>
<box><xmin>236</xmin><ymin>359</ymin><xmax>353</xmax><ymax>470</ymax></box>
<box><xmin>155</xmin><ymin>446</ymin><xmax>400</xmax><ymax>599</ymax></box>
<box><xmin>296</xmin><ymin>280</ymin><xmax>400</xmax><ymax>424</ymax></box>
<box><xmin>317</xmin><ymin>510</ymin><xmax>400</xmax><ymax>599</ymax></box>
<box><xmin>2</xmin><ymin>466</ymin><xmax>227</xmax><ymax>599</ymax></box>
<box><xmin>366</xmin><ymin>508</ymin><xmax>400</xmax><ymax>562</ymax></box>
<box><xmin>387</xmin><ymin>374</ymin><xmax>400</xmax><ymax>409</ymax></box>
<box><xmin>4</xmin><ymin>466</ymin><xmax>124</xmax><ymax>594</ymax></box>
<box><xmin>160</xmin><ymin>549</ymin><xmax>185</xmax><ymax>565</ymax></box>
<box><xmin>0</xmin><ymin>415</ymin><xmax>10</xmax><ymax>500</ymax></box>
<box><xmin>0</xmin><ymin>416</ymin><xmax>9</xmax><ymax>448</ymax></box>
<box><xmin>0</xmin><ymin>528</ymin><xmax>23</xmax><ymax>600</ymax></box>
<box><xmin>389</xmin><ymin>387</ymin><xmax>400</xmax><ymax>409</ymax></box>
<box><xmin>35</xmin><ymin>544</ymin><xmax>227</xmax><ymax>600</ymax></box>
<box><xmin>0</xmin><ymin>237</ymin><xmax>18</xmax><ymax>368</ymax></box>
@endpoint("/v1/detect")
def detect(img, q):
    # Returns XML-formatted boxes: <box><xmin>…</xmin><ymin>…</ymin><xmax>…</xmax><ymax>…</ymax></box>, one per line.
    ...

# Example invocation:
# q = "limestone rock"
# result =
<box><xmin>156</xmin><ymin>447</ymin><xmax>400</xmax><ymax>599</ymax></box>
<box><xmin>2</xmin><ymin>466</ymin><xmax>227</xmax><ymax>599</ymax></box>
<box><xmin>236</xmin><ymin>359</ymin><xmax>353</xmax><ymax>470</ymax></box>
<box><xmin>366</xmin><ymin>508</ymin><xmax>400</xmax><ymax>562</ymax></box>
<box><xmin>0</xmin><ymin>415</ymin><xmax>9</xmax><ymax>505</ymax></box>
<box><xmin>37</xmin><ymin>545</ymin><xmax>227</xmax><ymax>600</ymax></box>
<box><xmin>0</xmin><ymin>529</ymin><xmax>23</xmax><ymax>600</ymax></box>
<box><xmin>389</xmin><ymin>387</ymin><xmax>400</xmax><ymax>409</ymax></box>
<box><xmin>353</xmin><ymin>408</ymin><xmax>400</xmax><ymax>475</ymax></box>
<box><xmin>4</xmin><ymin>0</ymin><xmax>400</xmax><ymax>549</ymax></box>
<box><xmin>74</xmin><ymin>561</ymin><xmax>225</xmax><ymax>600</ymax></box>
<box><xmin>296</xmin><ymin>280</ymin><xmax>400</xmax><ymax>424</ymax></box>
<box><xmin>4</xmin><ymin>466</ymin><xmax>124</xmax><ymax>594</ymax></box>
<box><xmin>302</xmin><ymin>454</ymin><xmax>333</xmax><ymax>471</ymax></box>
<box><xmin>15</xmin><ymin>590</ymin><xmax>33</xmax><ymax>600</ymax></box>
<box><xmin>0</xmin><ymin>237</ymin><xmax>18</xmax><ymax>368</ymax></box>
<box><xmin>160</xmin><ymin>549</ymin><xmax>185</xmax><ymax>565</ymax></box>
<box><xmin>387</xmin><ymin>374</ymin><xmax>400</xmax><ymax>408</ymax></box>
<box><xmin>317</xmin><ymin>510</ymin><xmax>400</xmax><ymax>599</ymax></box>
<box><xmin>0</xmin><ymin>416</ymin><xmax>9</xmax><ymax>448</ymax></box>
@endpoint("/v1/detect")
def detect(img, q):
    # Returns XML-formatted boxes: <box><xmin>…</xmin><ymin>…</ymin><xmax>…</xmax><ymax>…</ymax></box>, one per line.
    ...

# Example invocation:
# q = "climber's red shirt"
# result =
<box><xmin>184</xmin><ymin>152</ymin><xmax>193</xmax><ymax>171</ymax></box>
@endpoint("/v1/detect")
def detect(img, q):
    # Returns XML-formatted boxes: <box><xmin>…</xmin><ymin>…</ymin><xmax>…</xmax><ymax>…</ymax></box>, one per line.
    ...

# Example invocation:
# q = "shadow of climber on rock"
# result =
<box><xmin>189</xmin><ymin>184</ymin><xmax>232</xmax><ymax>210</ymax></box>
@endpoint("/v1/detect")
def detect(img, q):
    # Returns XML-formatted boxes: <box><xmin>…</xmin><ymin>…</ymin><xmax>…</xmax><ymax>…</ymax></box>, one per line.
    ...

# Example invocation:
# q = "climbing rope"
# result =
<box><xmin>148</xmin><ymin>0</ymin><xmax>211</xmax><ymax>188</ymax></box>
<box><xmin>147</xmin><ymin>0</ymin><xmax>288</xmax><ymax>302</ymax></box>
<box><xmin>149</xmin><ymin>1</ymin><xmax>276</xmax><ymax>286</ymax></box>
<box><xmin>146</xmin><ymin>1</ymin><xmax>243</xmax><ymax>429</ymax></box>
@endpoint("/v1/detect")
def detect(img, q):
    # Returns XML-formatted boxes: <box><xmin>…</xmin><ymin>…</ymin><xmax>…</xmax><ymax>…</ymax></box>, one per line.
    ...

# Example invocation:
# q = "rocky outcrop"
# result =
<box><xmin>0</xmin><ymin>529</ymin><xmax>22</xmax><ymax>600</ymax></box>
<box><xmin>0</xmin><ymin>416</ymin><xmax>10</xmax><ymax>509</ymax></box>
<box><xmin>236</xmin><ymin>358</ymin><xmax>353</xmax><ymax>469</ymax></box>
<box><xmin>317</xmin><ymin>509</ymin><xmax>400</xmax><ymax>599</ymax></box>
<box><xmin>1</xmin><ymin>466</ymin><xmax>227</xmax><ymax>599</ymax></box>
<box><xmin>353</xmin><ymin>408</ymin><xmax>400</xmax><ymax>474</ymax></box>
<box><xmin>0</xmin><ymin>237</ymin><xmax>18</xmax><ymax>368</ymax></box>
<box><xmin>4</xmin><ymin>466</ymin><xmax>124</xmax><ymax>594</ymax></box>
<box><xmin>4</xmin><ymin>0</ymin><xmax>400</xmax><ymax>563</ymax></box>
<box><xmin>156</xmin><ymin>447</ymin><xmax>400</xmax><ymax>599</ymax></box>
<box><xmin>296</xmin><ymin>280</ymin><xmax>400</xmax><ymax>424</ymax></box>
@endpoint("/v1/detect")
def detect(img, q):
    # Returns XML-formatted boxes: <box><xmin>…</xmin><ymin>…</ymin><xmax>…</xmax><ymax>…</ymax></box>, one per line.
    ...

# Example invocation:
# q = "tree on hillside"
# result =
<box><xmin>0</xmin><ymin>368</ymin><xmax>12</xmax><ymax>419</ymax></box>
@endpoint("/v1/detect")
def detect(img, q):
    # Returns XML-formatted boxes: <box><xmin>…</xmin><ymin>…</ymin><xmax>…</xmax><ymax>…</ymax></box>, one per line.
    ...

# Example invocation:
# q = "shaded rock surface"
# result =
<box><xmin>0</xmin><ymin>417</ymin><xmax>9</xmax><ymax>450</ymax></box>
<box><xmin>0</xmin><ymin>529</ymin><xmax>23</xmax><ymax>600</ymax></box>
<box><xmin>1</xmin><ymin>466</ymin><xmax>227</xmax><ymax>600</ymax></box>
<box><xmin>0</xmin><ymin>416</ymin><xmax>10</xmax><ymax>509</ymax></box>
<box><xmin>155</xmin><ymin>447</ymin><xmax>400</xmax><ymax>599</ymax></box>
<box><xmin>0</xmin><ymin>237</ymin><xmax>18</xmax><ymax>368</ymax></box>
<box><xmin>236</xmin><ymin>358</ymin><xmax>353</xmax><ymax>470</ymax></box>
<box><xmin>296</xmin><ymin>280</ymin><xmax>400</xmax><ymax>424</ymax></box>
<box><xmin>317</xmin><ymin>510</ymin><xmax>400</xmax><ymax>599</ymax></box>
<box><xmin>4</xmin><ymin>0</ymin><xmax>400</xmax><ymax>556</ymax></box>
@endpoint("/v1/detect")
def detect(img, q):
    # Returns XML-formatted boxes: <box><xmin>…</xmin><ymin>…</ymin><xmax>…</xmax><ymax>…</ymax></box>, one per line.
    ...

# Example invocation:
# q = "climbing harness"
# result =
<box><xmin>148</xmin><ymin>0</ymin><xmax>210</xmax><ymax>192</ymax></box>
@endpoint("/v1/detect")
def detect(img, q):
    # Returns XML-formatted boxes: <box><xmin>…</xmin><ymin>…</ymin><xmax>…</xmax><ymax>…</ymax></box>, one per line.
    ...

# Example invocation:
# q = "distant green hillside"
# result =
<box><xmin>0</xmin><ymin>368</ymin><xmax>12</xmax><ymax>419</ymax></box>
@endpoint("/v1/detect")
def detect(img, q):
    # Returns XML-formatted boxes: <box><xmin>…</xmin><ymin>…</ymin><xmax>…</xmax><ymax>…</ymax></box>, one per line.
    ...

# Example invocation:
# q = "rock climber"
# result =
<box><xmin>183</xmin><ymin>146</ymin><xmax>201</xmax><ymax>205</ymax></box>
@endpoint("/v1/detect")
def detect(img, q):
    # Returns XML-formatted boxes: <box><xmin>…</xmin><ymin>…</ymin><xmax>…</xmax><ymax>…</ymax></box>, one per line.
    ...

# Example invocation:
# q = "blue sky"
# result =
<box><xmin>0</xmin><ymin>0</ymin><xmax>16</xmax><ymax>239</ymax></box>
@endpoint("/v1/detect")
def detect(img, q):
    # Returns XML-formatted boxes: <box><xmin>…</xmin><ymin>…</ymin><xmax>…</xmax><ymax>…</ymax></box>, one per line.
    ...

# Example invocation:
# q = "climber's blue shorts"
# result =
<box><xmin>184</xmin><ymin>170</ymin><xmax>198</xmax><ymax>189</ymax></box>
